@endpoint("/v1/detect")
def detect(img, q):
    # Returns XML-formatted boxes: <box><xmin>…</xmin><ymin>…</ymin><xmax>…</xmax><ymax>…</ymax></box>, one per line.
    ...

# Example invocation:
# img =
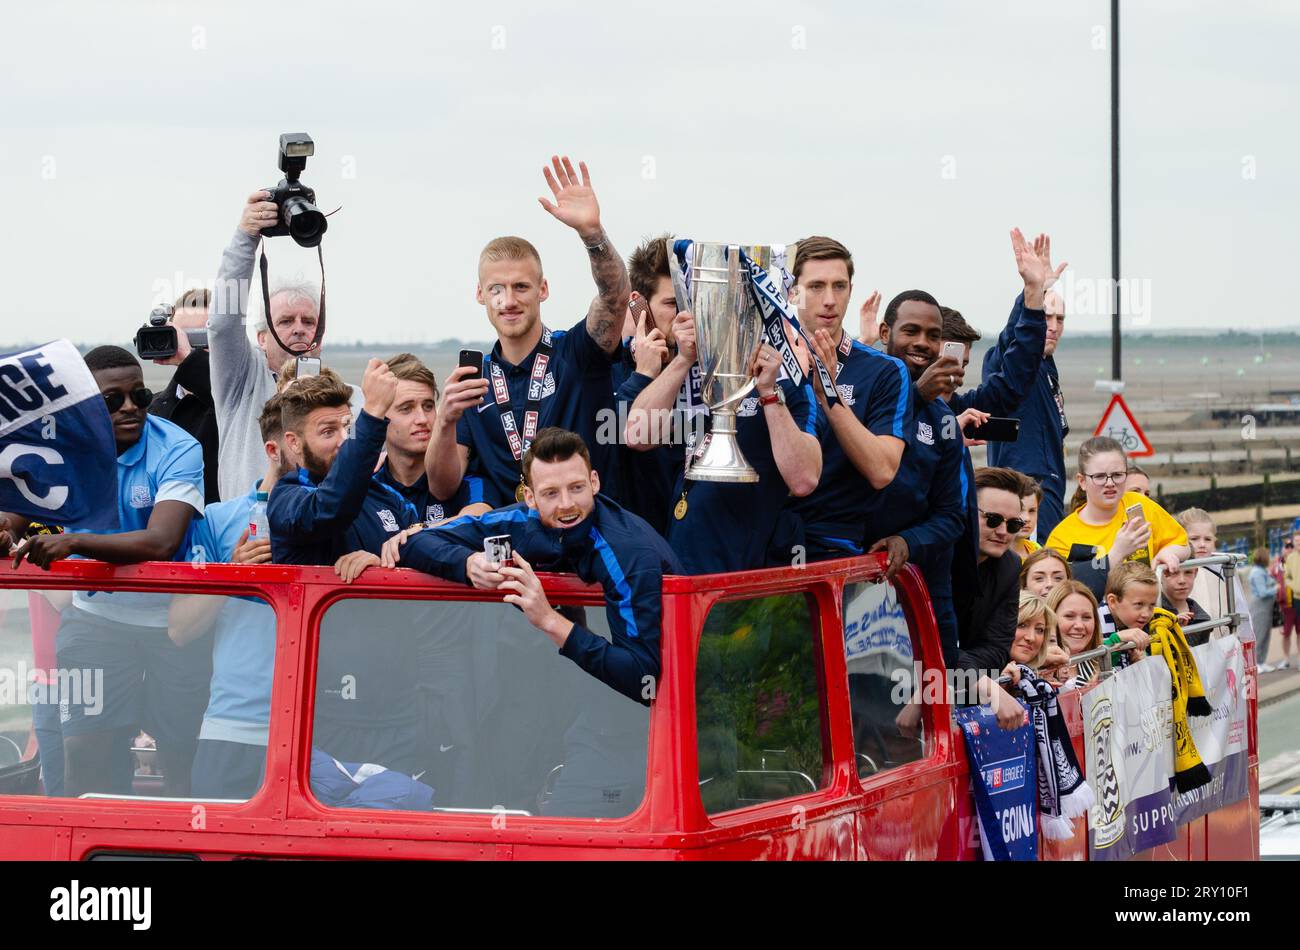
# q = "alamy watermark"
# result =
<box><xmin>0</xmin><ymin>662</ymin><xmax>103</xmax><ymax>716</ymax></box>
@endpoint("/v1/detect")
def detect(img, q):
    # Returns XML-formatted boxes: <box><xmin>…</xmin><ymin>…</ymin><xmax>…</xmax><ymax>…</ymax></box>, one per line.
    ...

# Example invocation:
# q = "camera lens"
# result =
<box><xmin>281</xmin><ymin>196</ymin><xmax>328</xmax><ymax>248</ymax></box>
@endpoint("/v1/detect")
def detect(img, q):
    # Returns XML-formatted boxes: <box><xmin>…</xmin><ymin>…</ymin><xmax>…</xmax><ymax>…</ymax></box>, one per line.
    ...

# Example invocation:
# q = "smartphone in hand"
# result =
<box><xmin>459</xmin><ymin>349</ymin><xmax>483</xmax><ymax>378</ymax></box>
<box><xmin>963</xmin><ymin>416</ymin><xmax>1020</xmax><ymax>442</ymax></box>
<box><xmin>484</xmin><ymin>534</ymin><xmax>513</xmax><ymax>567</ymax></box>
<box><xmin>940</xmin><ymin>341</ymin><xmax>966</xmax><ymax>363</ymax></box>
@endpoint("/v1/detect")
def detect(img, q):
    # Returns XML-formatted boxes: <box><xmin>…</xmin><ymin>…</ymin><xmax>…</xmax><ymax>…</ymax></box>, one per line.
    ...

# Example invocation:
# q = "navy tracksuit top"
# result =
<box><xmin>397</xmin><ymin>495</ymin><xmax>683</xmax><ymax>705</ymax></box>
<box><xmin>268</xmin><ymin>410</ymin><xmax>418</xmax><ymax>565</ymax></box>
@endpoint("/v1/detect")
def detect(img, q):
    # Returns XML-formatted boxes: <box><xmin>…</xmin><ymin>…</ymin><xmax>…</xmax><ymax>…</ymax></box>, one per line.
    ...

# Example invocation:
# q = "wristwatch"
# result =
<box><xmin>758</xmin><ymin>388</ymin><xmax>784</xmax><ymax>407</ymax></box>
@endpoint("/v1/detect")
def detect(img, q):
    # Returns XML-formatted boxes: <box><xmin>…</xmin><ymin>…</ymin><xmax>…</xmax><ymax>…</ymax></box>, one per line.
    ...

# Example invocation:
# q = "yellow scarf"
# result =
<box><xmin>1147</xmin><ymin>608</ymin><xmax>1212</xmax><ymax>792</ymax></box>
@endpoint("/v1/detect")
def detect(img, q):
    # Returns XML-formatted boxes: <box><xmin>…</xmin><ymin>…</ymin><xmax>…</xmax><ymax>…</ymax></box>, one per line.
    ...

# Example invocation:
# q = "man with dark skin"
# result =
<box><xmin>10</xmin><ymin>351</ymin><xmax>199</xmax><ymax>569</ymax></box>
<box><xmin>7</xmin><ymin>346</ymin><xmax>207</xmax><ymax>798</ymax></box>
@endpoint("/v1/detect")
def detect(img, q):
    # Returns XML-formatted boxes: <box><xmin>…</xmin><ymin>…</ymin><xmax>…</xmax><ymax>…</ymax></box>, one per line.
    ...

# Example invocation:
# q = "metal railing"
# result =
<box><xmin>997</xmin><ymin>552</ymin><xmax>1251</xmax><ymax>688</ymax></box>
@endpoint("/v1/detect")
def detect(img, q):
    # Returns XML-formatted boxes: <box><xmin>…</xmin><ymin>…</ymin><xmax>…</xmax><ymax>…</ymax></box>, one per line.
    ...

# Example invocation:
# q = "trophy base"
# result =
<box><xmin>685</xmin><ymin>431</ymin><xmax>760</xmax><ymax>484</ymax></box>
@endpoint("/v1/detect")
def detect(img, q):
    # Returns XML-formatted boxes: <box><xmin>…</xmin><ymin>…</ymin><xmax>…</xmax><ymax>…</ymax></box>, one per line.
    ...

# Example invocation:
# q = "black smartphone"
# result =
<box><xmin>964</xmin><ymin>416</ymin><xmax>1020</xmax><ymax>442</ymax></box>
<box><xmin>458</xmin><ymin>349</ymin><xmax>483</xmax><ymax>377</ymax></box>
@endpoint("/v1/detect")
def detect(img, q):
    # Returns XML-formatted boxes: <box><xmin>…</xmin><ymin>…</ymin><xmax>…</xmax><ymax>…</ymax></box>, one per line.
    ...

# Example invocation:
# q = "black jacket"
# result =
<box><xmin>954</xmin><ymin>549</ymin><xmax>1020</xmax><ymax>674</ymax></box>
<box><xmin>148</xmin><ymin>348</ymin><xmax>219</xmax><ymax>504</ymax></box>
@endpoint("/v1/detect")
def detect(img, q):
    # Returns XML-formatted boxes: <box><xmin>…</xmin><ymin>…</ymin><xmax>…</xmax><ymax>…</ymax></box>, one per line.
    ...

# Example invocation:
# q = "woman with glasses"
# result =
<box><xmin>1044</xmin><ymin>436</ymin><xmax>1189</xmax><ymax>601</ymax></box>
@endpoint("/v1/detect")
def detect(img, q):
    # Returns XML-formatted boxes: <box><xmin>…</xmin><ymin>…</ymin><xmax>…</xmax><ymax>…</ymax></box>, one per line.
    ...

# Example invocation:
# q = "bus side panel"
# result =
<box><xmin>858</xmin><ymin>777</ymin><xmax>957</xmax><ymax>860</ymax></box>
<box><xmin>682</xmin><ymin>813</ymin><xmax>858</xmax><ymax>861</ymax></box>
<box><xmin>0</xmin><ymin>824</ymin><xmax>71</xmax><ymax>860</ymax></box>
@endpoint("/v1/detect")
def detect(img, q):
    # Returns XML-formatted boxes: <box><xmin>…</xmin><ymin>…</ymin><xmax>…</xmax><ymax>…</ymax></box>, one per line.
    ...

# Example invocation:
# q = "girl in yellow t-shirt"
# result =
<box><xmin>1046</xmin><ymin>437</ymin><xmax>1189</xmax><ymax>598</ymax></box>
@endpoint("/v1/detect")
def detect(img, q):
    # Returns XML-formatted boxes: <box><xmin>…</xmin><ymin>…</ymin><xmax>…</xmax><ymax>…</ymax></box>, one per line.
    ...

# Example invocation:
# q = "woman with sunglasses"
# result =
<box><xmin>1044</xmin><ymin>436</ymin><xmax>1189</xmax><ymax>601</ymax></box>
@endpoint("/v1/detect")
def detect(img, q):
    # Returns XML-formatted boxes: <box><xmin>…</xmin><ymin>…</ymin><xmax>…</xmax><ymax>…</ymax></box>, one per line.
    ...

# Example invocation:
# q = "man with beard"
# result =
<box><xmin>425</xmin><ymin>155</ymin><xmax>628</xmax><ymax>510</ymax></box>
<box><xmin>11</xmin><ymin>345</ymin><xmax>207</xmax><ymax>797</ymax></box>
<box><xmin>395</xmin><ymin>428</ymin><xmax>682</xmax><ymax>816</ymax></box>
<box><xmin>397</xmin><ymin>427</ymin><xmax>679</xmax><ymax>704</ymax></box>
<box><xmin>866</xmin><ymin>291</ymin><xmax>969</xmax><ymax>666</ymax></box>
<box><xmin>788</xmin><ymin>235</ymin><xmax>911</xmax><ymax>560</ymax></box>
<box><xmin>267</xmin><ymin>361</ymin><xmax>406</xmax><ymax>565</ymax></box>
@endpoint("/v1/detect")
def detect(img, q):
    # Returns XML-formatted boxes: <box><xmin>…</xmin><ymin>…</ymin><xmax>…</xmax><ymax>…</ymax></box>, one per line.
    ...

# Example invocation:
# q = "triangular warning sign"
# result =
<box><xmin>1093</xmin><ymin>393</ymin><xmax>1153</xmax><ymax>457</ymax></box>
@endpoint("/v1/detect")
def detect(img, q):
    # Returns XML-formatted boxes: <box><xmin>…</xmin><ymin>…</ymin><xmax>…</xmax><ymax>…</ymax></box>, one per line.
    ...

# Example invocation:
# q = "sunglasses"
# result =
<box><xmin>103</xmin><ymin>387</ymin><xmax>153</xmax><ymax>414</ymax></box>
<box><xmin>980</xmin><ymin>510</ymin><xmax>1026</xmax><ymax>535</ymax></box>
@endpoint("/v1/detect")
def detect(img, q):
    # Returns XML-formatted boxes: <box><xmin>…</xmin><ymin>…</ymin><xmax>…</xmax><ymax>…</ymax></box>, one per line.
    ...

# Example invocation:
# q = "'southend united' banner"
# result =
<box><xmin>0</xmin><ymin>340</ymin><xmax>118</xmax><ymax>531</ymax></box>
<box><xmin>956</xmin><ymin>704</ymin><xmax>1038</xmax><ymax>861</ymax></box>
<box><xmin>1085</xmin><ymin>635</ymin><xmax>1248</xmax><ymax>860</ymax></box>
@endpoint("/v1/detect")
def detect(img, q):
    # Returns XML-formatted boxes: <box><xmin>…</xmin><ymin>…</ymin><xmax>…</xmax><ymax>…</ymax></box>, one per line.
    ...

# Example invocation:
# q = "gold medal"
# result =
<box><xmin>673</xmin><ymin>493</ymin><xmax>688</xmax><ymax>521</ymax></box>
<box><xmin>515</xmin><ymin>479</ymin><xmax>527</xmax><ymax>504</ymax></box>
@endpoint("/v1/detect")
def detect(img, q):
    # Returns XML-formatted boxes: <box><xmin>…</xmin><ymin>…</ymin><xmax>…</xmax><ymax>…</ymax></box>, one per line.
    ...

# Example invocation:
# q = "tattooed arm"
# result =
<box><xmin>538</xmin><ymin>154</ymin><xmax>627</xmax><ymax>356</ymax></box>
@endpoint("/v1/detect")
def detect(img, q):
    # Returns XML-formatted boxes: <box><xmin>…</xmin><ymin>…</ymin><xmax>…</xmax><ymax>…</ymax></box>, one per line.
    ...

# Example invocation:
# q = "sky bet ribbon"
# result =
<box><xmin>955</xmin><ymin>704</ymin><xmax>1039</xmax><ymax>861</ymax></box>
<box><xmin>0</xmin><ymin>340</ymin><xmax>119</xmax><ymax>531</ymax></box>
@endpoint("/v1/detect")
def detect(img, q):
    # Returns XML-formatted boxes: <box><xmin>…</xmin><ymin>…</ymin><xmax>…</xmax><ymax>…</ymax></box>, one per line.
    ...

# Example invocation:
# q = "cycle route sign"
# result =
<box><xmin>1093</xmin><ymin>393</ymin><xmax>1154</xmax><ymax>457</ymax></box>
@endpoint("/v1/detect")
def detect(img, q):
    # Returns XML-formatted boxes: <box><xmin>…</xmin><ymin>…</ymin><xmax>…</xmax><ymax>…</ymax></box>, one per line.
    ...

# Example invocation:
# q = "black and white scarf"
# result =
<box><xmin>1013</xmin><ymin>665</ymin><xmax>1095</xmax><ymax>840</ymax></box>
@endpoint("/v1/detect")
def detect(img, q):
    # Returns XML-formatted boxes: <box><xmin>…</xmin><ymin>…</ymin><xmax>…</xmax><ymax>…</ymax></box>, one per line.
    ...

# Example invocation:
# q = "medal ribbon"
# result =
<box><xmin>488</xmin><ymin>330</ymin><xmax>553</xmax><ymax>488</ymax></box>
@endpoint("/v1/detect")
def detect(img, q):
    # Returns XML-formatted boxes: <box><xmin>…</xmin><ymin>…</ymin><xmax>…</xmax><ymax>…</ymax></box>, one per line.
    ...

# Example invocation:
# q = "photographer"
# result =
<box><xmin>148</xmin><ymin>288</ymin><xmax>220</xmax><ymax>504</ymax></box>
<box><xmin>208</xmin><ymin>190</ymin><xmax>325</xmax><ymax>500</ymax></box>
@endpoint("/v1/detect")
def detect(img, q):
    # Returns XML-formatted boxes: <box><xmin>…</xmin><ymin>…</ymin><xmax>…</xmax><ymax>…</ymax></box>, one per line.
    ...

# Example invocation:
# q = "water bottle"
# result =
<box><xmin>249</xmin><ymin>491</ymin><xmax>270</xmax><ymax>542</ymax></box>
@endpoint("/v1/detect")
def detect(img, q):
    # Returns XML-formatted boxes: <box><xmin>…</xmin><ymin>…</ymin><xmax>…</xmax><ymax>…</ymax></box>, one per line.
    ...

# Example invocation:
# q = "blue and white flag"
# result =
<box><xmin>0</xmin><ymin>340</ymin><xmax>118</xmax><ymax>531</ymax></box>
<box><xmin>956</xmin><ymin>704</ymin><xmax>1039</xmax><ymax>861</ymax></box>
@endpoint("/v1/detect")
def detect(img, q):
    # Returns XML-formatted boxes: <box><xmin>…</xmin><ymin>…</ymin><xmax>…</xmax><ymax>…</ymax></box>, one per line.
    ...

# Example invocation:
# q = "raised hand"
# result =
<box><xmin>858</xmin><ymin>290</ymin><xmax>882</xmax><ymax>346</ymax></box>
<box><xmin>1033</xmin><ymin>233</ymin><xmax>1066</xmax><ymax>293</ymax></box>
<box><xmin>239</xmin><ymin>189</ymin><xmax>279</xmax><ymax>238</ymax></box>
<box><xmin>1011</xmin><ymin>228</ymin><xmax>1066</xmax><ymax>309</ymax></box>
<box><xmin>438</xmin><ymin>365</ymin><xmax>490</xmax><ymax>426</ymax></box>
<box><xmin>538</xmin><ymin>155</ymin><xmax>601</xmax><ymax>239</ymax></box>
<box><xmin>360</xmin><ymin>358</ymin><xmax>399</xmax><ymax>420</ymax></box>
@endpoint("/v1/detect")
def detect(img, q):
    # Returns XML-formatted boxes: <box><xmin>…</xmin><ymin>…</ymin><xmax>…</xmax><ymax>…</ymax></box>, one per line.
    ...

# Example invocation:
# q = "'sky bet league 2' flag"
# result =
<box><xmin>0</xmin><ymin>339</ymin><xmax>119</xmax><ymax>531</ymax></box>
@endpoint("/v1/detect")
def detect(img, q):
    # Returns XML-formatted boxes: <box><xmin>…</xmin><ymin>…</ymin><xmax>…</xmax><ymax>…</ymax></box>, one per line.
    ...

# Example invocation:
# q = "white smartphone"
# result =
<box><xmin>940</xmin><ymin>341</ymin><xmax>965</xmax><ymax>363</ymax></box>
<box><xmin>483</xmin><ymin>535</ymin><xmax>514</xmax><ymax>567</ymax></box>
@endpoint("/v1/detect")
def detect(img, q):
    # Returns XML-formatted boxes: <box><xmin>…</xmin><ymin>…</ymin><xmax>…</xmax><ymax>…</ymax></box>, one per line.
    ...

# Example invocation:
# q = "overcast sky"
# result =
<box><xmin>1</xmin><ymin>0</ymin><xmax>1296</xmax><ymax>348</ymax></box>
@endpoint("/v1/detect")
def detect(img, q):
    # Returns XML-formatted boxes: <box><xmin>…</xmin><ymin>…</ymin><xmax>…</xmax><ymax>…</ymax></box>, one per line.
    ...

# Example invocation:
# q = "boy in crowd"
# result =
<box><xmin>1103</xmin><ymin>562</ymin><xmax>1157</xmax><ymax>666</ymax></box>
<box><xmin>1177</xmin><ymin>507</ymin><xmax>1254</xmax><ymax>642</ymax></box>
<box><xmin>1161</xmin><ymin>564</ymin><xmax>1212</xmax><ymax>645</ymax></box>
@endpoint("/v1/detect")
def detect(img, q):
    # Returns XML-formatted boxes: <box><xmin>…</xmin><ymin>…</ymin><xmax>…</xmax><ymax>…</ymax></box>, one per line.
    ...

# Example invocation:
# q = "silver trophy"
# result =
<box><xmin>672</xmin><ymin>240</ymin><xmax>782</xmax><ymax>483</ymax></box>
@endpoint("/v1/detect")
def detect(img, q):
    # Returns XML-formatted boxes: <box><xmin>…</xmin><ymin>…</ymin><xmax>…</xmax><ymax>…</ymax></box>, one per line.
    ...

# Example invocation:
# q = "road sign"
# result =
<box><xmin>1093</xmin><ymin>393</ymin><xmax>1153</xmax><ymax>457</ymax></box>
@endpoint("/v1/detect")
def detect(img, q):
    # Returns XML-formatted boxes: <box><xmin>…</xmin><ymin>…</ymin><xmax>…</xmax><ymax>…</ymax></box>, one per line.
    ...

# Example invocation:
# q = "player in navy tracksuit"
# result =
<box><xmin>396</xmin><ymin>428</ymin><xmax>682</xmax><ymax>704</ymax></box>
<box><xmin>867</xmin><ymin>292</ymin><xmax>970</xmax><ymax>666</ymax></box>
<box><xmin>787</xmin><ymin>237</ymin><xmax>912</xmax><ymax>559</ymax></box>
<box><xmin>985</xmin><ymin>290</ymin><xmax>1069</xmax><ymax>539</ymax></box>
<box><xmin>267</xmin><ymin>364</ymin><xmax>430</xmax><ymax>775</ymax></box>
<box><xmin>268</xmin><ymin>365</ymin><xmax>417</xmax><ymax>566</ymax></box>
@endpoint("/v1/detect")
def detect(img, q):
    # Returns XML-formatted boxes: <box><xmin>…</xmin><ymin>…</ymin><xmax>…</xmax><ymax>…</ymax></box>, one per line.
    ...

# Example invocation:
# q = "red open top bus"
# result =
<box><xmin>0</xmin><ymin>554</ymin><xmax>1259</xmax><ymax>860</ymax></box>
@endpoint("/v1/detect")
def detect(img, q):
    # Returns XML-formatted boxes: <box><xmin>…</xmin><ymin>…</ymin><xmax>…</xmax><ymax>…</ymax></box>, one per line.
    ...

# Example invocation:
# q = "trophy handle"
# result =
<box><xmin>709</xmin><ymin>377</ymin><xmax>757</xmax><ymax>412</ymax></box>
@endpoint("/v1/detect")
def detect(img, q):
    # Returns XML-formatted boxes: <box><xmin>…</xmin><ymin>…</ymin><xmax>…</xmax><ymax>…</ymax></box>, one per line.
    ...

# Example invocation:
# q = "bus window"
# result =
<box><xmin>842</xmin><ymin>579</ymin><xmax>926</xmax><ymax>779</ymax></box>
<box><xmin>311</xmin><ymin>597</ymin><xmax>649</xmax><ymax>819</ymax></box>
<box><xmin>695</xmin><ymin>592</ymin><xmax>828</xmax><ymax>815</ymax></box>
<box><xmin>0</xmin><ymin>585</ymin><xmax>272</xmax><ymax>803</ymax></box>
